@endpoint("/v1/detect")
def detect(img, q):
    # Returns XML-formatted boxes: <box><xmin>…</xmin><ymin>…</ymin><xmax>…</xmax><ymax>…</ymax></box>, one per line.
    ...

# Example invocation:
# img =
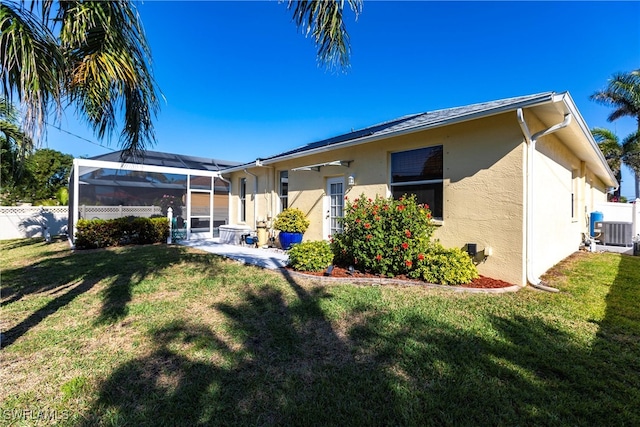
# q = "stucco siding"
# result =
<box><xmin>235</xmin><ymin>113</ymin><xmax>528</xmax><ymax>285</ymax></box>
<box><xmin>432</xmin><ymin>115</ymin><xmax>526</xmax><ymax>285</ymax></box>
<box><xmin>530</xmin><ymin>129</ymin><xmax>608</xmax><ymax>278</ymax></box>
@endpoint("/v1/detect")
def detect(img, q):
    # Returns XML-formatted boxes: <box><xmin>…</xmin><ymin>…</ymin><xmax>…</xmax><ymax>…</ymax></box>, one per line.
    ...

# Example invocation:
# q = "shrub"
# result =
<box><xmin>409</xmin><ymin>242</ymin><xmax>479</xmax><ymax>285</ymax></box>
<box><xmin>288</xmin><ymin>240</ymin><xmax>334</xmax><ymax>272</ymax></box>
<box><xmin>331</xmin><ymin>193</ymin><xmax>435</xmax><ymax>277</ymax></box>
<box><xmin>75</xmin><ymin>217</ymin><xmax>169</xmax><ymax>249</ymax></box>
<box><xmin>273</xmin><ymin>208</ymin><xmax>310</xmax><ymax>233</ymax></box>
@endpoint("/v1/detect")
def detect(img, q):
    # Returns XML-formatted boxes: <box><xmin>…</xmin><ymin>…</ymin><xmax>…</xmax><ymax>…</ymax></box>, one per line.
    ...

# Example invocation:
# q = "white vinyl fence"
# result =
<box><xmin>0</xmin><ymin>205</ymin><xmax>164</xmax><ymax>240</ymax></box>
<box><xmin>0</xmin><ymin>206</ymin><xmax>69</xmax><ymax>240</ymax></box>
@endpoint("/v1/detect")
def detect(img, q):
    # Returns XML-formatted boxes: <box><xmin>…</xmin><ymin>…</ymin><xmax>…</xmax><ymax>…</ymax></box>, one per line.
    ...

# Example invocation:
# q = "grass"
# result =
<box><xmin>1</xmin><ymin>238</ymin><xmax>639</xmax><ymax>426</ymax></box>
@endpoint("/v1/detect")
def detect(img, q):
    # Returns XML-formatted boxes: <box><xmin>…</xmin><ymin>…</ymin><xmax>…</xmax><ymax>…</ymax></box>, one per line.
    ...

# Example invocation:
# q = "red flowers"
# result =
<box><xmin>405</xmin><ymin>229</ymin><xmax>411</xmax><ymax>238</ymax></box>
<box><xmin>375</xmin><ymin>254</ymin><xmax>382</xmax><ymax>261</ymax></box>
<box><xmin>364</xmin><ymin>223</ymin><xmax>371</xmax><ymax>229</ymax></box>
<box><xmin>401</xmin><ymin>242</ymin><xmax>409</xmax><ymax>250</ymax></box>
<box><xmin>405</xmin><ymin>260</ymin><xmax>413</xmax><ymax>268</ymax></box>
<box><xmin>418</xmin><ymin>253</ymin><xmax>425</xmax><ymax>261</ymax></box>
<box><xmin>397</xmin><ymin>205</ymin><xmax>406</xmax><ymax>211</ymax></box>
<box><xmin>366</xmin><ymin>234</ymin><xmax>373</xmax><ymax>240</ymax></box>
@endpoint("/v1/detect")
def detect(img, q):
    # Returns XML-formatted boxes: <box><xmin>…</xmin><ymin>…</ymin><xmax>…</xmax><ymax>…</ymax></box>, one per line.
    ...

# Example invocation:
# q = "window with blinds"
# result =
<box><xmin>390</xmin><ymin>146</ymin><xmax>443</xmax><ymax>218</ymax></box>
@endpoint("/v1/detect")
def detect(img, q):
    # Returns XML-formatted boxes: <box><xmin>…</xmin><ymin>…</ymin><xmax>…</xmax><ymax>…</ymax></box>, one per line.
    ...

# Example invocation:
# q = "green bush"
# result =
<box><xmin>288</xmin><ymin>240</ymin><xmax>334</xmax><ymax>272</ymax></box>
<box><xmin>273</xmin><ymin>208</ymin><xmax>310</xmax><ymax>233</ymax></box>
<box><xmin>75</xmin><ymin>217</ymin><xmax>169</xmax><ymax>249</ymax></box>
<box><xmin>331</xmin><ymin>193</ymin><xmax>435</xmax><ymax>277</ymax></box>
<box><xmin>409</xmin><ymin>242</ymin><xmax>479</xmax><ymax>285</ymax></box>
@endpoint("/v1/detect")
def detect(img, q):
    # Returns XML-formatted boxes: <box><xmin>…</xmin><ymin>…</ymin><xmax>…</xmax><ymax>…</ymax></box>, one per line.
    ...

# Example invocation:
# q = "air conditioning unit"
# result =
<box><xmin>595</xmin><ymin>221</ymin><xmax>633</xmax><ymax>246</ymax></box>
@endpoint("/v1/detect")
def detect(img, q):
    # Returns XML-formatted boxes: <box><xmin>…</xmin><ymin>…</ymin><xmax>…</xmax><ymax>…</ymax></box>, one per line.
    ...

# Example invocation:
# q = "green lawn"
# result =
<box><xmin>1</xmin><ymin>238</ymin><xmax>639</xmax><ymax>426</ymax></box>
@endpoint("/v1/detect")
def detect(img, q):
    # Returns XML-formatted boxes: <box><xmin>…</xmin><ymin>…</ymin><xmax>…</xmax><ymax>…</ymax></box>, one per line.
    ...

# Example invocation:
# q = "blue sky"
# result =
<box><xmin>45</xmin><ymin>1</ymin><xmax>640</xmax><ymax>198</ymax></box>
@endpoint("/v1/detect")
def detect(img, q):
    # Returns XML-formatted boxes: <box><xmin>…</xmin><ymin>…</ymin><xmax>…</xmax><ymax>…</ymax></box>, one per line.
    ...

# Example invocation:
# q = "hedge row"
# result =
<box><xmin>75</xmin><ymin>217</ymin><xmax>169</xmax><ymax>249</ymax></box>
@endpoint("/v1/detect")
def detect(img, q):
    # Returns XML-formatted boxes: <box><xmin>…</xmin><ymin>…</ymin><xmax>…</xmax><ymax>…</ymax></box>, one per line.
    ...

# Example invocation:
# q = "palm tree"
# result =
<box><xmin>591</xmin><ymin>70</ymin><xmax>640</xmax><ymax>199</ymax></box>
<box><xmin>592</xmin><ymin>127</ymin><xmax>627</xmax><ymax>200</ymax></box>
<box><xmin>0</xmin><ymin>1</ymin><xmax>362</xmax><ymax>160</ymax></box>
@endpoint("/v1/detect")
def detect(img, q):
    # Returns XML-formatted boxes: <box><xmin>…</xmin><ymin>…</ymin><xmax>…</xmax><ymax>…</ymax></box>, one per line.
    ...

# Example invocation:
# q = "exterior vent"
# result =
<box><xmin>595</xmin><ymin>221</ymin><xmax>633</xmax><ymax>246</ymax></box>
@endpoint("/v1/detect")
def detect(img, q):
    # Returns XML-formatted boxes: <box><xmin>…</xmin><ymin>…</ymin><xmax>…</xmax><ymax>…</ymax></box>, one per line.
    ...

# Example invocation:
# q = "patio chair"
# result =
<box><xmin>172</xmin><ymin>216</ymin><xmax>187</xmax><ymax>241</ymax></box>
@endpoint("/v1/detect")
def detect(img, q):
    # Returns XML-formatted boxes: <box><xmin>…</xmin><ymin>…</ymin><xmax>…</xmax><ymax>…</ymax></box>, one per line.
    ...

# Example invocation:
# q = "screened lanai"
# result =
<box><xmin>68</xmin><ymin>150</ymin><xmax>240</xmax><ymax>243</ymax></box>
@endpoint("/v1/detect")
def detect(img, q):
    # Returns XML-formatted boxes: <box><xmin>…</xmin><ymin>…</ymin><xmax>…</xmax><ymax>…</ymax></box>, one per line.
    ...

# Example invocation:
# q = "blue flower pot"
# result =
<box><xmin>279</xmin><ymin>232</ymin><xmax>303</xmax><ymax>250</ymax></box>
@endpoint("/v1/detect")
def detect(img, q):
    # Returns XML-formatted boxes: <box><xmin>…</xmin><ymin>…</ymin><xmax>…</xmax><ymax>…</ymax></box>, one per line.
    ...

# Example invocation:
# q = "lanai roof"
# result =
<box><xmin>90</xmin><ymin>150</ymin><xmax>240</xmax><ymax>172</ymax></box>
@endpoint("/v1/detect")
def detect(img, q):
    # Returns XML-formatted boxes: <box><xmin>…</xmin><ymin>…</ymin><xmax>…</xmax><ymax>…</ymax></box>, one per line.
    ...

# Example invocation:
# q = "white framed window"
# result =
<box><xmin>572</xmin><ymin>169</ymin><xmax>579</xmax><ymax>220</ymax></box>
<box><xmin>390</xmin><ymin>146</ymin><xmax>443</xmax><ymax>218</ymax></box>
<box><xmin>279</xmin><ymin>170</ymin><xmax>288</xmax><ymax>211</ymax></box>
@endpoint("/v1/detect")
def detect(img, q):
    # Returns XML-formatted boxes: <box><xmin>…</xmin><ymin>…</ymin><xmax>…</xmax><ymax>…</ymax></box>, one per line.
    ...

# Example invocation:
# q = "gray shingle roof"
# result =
<box><xmin>254</xmin><ymin>92</ymin><xmax>557</xmax><ymax>164</ymax></box>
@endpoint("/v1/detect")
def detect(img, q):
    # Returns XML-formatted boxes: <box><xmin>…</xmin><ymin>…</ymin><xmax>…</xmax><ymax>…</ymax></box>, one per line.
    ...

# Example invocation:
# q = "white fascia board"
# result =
<box><xmin>223</xmin><ymin>94</ymin><xmax>559</xmax><ymax>171</ymax></box>
<box><xmin>73</xmin><ymin>158</ymin><xmax>220</xmax><ymax>177</ymax></box>
<box><xmin>559</xmin><ymin>93</ymin><xmax>619</xmax><ymax>188</ymax></box>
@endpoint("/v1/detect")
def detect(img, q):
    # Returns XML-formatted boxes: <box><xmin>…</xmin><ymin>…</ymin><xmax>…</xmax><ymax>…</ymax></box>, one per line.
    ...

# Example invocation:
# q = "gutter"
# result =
<box><xmin>517</xmin><ymin>107</ymin><xmax>572</xmax><ymax>292</ymax></box>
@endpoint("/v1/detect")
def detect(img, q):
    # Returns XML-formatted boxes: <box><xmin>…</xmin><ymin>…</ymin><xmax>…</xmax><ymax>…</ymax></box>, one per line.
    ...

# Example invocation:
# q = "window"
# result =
<box><xmin>239</xmin><ymin>178</ymin><xmax>246</xmax><ymax>222</ymax></box>
<box><xmin>390</xmin><ymin>146</ymin><xmax>443</xmax><ymax>218</ymax></box>
<box><xmin>571</xmin><ymin>169</ymin><xmax>579</xmax><ymax>219</ymax></box>
<box><xmin>279</xmin><ymin>170</ymin><xmax>288</xmax><ymax>211</ymax></box>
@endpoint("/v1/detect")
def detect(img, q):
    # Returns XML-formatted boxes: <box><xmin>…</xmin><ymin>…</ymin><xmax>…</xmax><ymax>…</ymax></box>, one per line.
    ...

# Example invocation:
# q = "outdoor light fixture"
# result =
<box><xmin>348</xmin><ymin>175</ymin><xmax>355</xmax><ymax>186</ymax></box>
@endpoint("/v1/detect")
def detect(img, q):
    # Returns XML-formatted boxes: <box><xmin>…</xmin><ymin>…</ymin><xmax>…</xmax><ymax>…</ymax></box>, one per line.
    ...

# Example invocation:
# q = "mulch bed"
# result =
<box><xmin>286</xmin><ymin>265</ymin><xmax>515</xmax><ymax>289</ymax></box>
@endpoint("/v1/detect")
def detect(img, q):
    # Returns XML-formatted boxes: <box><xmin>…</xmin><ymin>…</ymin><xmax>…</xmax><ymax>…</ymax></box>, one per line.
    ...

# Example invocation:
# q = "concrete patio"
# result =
<box><xmin>178</xmin><ymin>238</ymin><xmax>289</xmax><ymax>270</ymax></box>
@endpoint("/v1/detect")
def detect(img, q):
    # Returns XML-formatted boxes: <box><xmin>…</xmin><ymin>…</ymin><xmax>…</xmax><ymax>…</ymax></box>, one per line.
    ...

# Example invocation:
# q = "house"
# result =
<box><xmin>221</xmin><ymin>92</ymin><xmax>617</xmax><ymax>286</ymax></box>
<box><xmin>67</xmin><ymin>150</ymin><xmax>240</xmax><ymax>242</ymax></box>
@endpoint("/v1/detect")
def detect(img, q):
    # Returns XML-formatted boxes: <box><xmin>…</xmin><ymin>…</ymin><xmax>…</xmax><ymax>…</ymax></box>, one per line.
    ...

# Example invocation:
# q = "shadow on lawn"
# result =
<box><xmin>1</xmin><ymin>242</ymin><xmax>221</xmax><ymax>349</ymax></box>
<box><xmin>85</xmin><ymin>260</ymin><xmax>639</xmax><ymax>426</ymax></box>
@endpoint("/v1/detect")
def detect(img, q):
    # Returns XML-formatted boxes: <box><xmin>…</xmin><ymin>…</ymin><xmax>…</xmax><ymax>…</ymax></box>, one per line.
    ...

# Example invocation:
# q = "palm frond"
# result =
<box><xmin>286</xmin><ymin>0</ymin><xmax>362</xmax><ymax>71</ymax></box>
<box><xmin>622</xmin><ymin>130</ymin><xmax>640</xmax><ymax>175</ymax></box>
<box><xmin>59</xmin><ymin>1</ymin><xmax>159</xmax><ymax>155</ymax></box>
<box><xmin>590</xmin><ymin>70</ymin><xmax>640</xmax><ymax>122</ymax></box>
<box><xmin>0</xmin><ymin>1</ymin><xmax>64</xmax><ymax>138</ymax></box>
<box><xmin>592</xmin><ymin>127</ymin><xmax>622</xmax><ymax>177</ymax></box>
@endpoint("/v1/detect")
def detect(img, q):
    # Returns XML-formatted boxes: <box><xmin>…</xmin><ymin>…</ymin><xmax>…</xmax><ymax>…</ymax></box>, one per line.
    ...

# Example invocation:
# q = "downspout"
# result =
<box><xmin>254</xmin><ymin>160</ymin><xmax>275</xmax><ymax>223</ymax></box>
<box><xmin>244</xmin><ymin>169</ymin><xmax>258</xmax><ymax>230</ymax></box>
<box><xmin>517</xmin><ymin>108</ymin><xmax>572</xmax><ymax>292</ymax></box>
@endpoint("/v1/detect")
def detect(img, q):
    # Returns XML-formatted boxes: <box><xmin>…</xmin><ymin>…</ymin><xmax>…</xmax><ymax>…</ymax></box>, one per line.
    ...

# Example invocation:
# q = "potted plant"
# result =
<box><xmin>273</xmin><ymin>208</ymin><xmax>310</xmax><ymax>249</ymax></box>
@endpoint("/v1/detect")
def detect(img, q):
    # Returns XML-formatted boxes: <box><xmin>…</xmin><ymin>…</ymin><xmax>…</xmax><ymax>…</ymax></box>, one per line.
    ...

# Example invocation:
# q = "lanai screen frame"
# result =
<box><xmin>68</xmin><ymin>157</ymin><xmax>228</xmax><ymax>244</ymax></box>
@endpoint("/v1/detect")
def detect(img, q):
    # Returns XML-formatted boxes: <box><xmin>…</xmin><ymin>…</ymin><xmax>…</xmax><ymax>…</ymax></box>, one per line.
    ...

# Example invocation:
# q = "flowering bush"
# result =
<box><xmin>331</xmin><ymin>193</ymin><xmax>435</xmax><ymax>277</ymax></box>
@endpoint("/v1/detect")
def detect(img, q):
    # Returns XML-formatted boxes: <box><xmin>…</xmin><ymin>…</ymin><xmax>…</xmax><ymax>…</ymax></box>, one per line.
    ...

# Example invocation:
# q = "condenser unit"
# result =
<box><xmin>594</xmin><ymin>221</ymin><xmax>633</xmax><ymax>246</ymax></box>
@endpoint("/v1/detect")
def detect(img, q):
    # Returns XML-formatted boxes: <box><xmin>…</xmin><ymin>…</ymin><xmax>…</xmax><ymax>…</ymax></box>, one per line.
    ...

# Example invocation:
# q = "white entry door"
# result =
<box><xmin>324</xmin><ymin>177</ymin><xmax>345</xmax><ymax>240</ymax></box>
